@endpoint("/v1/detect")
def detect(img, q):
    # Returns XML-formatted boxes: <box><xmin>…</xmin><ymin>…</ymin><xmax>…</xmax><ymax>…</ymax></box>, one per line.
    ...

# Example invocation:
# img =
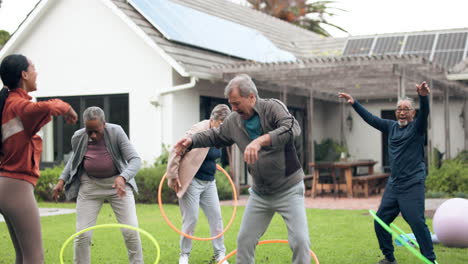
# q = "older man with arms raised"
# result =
<box><xmin>174</xmin><ymin>74</ymin><xmax>311</xmax><ymax>264</ymax></box>
<box><xmin>339</xmin><ymin>82</ymin><xmax>436</xmax><ymax>264</ymax></box>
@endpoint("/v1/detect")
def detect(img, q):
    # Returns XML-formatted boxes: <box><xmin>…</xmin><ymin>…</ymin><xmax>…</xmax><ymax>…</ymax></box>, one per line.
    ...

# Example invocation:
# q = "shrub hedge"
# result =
<box><xmin>426</xmin><ymin>151</ymin><xmax>468</xmax><ymax>197</ymax></box>
<box><xmin>34</xmin><ymin>163</ymin><xmax>235</xmax><ymax>203</ymax></box>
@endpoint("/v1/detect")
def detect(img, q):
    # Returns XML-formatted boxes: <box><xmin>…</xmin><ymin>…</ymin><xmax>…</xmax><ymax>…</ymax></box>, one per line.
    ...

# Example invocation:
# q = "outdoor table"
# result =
<box><xmin>309</xmin><ymin>160</ymin><xmax>377</xmax><ymax>198</ymax></box>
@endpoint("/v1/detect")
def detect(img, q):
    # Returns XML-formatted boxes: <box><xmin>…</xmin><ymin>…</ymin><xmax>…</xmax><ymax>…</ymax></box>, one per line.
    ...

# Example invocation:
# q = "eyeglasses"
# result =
<box><xmin>395</xmin><ymin>108</ymin><xmax>414</xmax><ymax>113</ymax></box>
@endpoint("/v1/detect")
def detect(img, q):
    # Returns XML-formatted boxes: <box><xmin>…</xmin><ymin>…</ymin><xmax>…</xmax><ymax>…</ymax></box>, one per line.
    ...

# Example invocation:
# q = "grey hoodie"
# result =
<box><xmin>191</xmin><ymin>98</ymin><xmax>304</xmax><ymax>195</ymax></box>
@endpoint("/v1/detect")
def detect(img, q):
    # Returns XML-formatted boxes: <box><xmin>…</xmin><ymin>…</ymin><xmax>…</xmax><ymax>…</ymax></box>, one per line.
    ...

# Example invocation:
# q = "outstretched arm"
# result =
<box><xmin>414</xmin><ymin>81</ymin><xmax>430</xmax><ymax>134</ymax></box>
<box><xmin>338</xmin><ymin>92</ymin><xmax>393</xmax><ymax>133</ymax></box>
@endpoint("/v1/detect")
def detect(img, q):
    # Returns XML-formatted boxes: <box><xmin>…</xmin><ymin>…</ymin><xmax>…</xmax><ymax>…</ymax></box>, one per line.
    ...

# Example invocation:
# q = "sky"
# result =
<box><xmin>0</xmin><ymin>0</ymin><xmax>467</xmax><ymax>37</ymax></box>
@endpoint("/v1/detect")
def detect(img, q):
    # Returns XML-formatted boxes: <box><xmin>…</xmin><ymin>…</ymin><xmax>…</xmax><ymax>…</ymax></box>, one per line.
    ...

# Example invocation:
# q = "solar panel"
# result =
<box><xmin>403</xmin><ymin>34</ymin><xmax>435</xmax><ymax>53</ymax></box>
<box><xmin>343</xmin><ymin>30</ymin><xmax>468</xmax><ymax>69</ymax></box>
<box><xmin>128</xmin><ymin>0</ymin><xmax>296</xmax><ymax>63</ymax></box>
<box><xmin>436</xmin><ymin>32</ymin><xmax>467</xmax><ymax>50</ymax></box>
<box><xmin>343</xmin><ymin>38</ymin><xmax>374</xmax><ymax>55</ymax></box>
<box><xmin>433</xmin><ymin>51</ymin><xmax>465</xmax><ymax>68</ymax></box>
<box><xmin>373</xmin><ymin>36</ymin><xmax>404</xmax><ymax>55</ymax></box>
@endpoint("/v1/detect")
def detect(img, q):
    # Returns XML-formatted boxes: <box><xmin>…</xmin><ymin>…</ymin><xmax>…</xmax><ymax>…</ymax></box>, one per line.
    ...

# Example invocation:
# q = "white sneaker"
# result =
<box><xmin>215</xmin><ymin>254</ymin><xmax>229</xmax><ymax>264</ymax></box>
<box><xmin>179</xmin><ymin>254</ymin><xmax>189</xmax><ymax>264</ymax></box>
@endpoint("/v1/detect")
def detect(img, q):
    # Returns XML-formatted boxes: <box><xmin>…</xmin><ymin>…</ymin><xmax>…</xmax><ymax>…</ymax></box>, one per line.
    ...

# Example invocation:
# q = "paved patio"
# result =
<box><xmin>220</xmin><ymin>195</ymin><xmax>448</xmax><ymax>216</ymax></box>
<box><xmin>0</xmin><ymin>197</ymin><xmax>447</xmax><ymax>222</ymax></box>
<box><xmin>0</xmin><ymin>208</ymin><xmax>76</xmax><ymax>222</ymax></box>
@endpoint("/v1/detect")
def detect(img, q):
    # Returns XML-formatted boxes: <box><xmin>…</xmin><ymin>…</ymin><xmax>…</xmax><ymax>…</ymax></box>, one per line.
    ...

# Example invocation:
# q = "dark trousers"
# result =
<box><xmin>375</xmin><ymin>182</ymin><xmax>436</xmax><ymax>262</ymax></box>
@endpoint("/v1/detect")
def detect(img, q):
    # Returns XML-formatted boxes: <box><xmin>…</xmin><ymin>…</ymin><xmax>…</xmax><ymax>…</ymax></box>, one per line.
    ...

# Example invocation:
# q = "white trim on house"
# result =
<box><xmin>447</xmin><ymin>73</ymin><xmax>468</xmax><ymax>80</ymax></box>
<box><xmin>159</xmin><ymin>76</ymin><xmax>198</xmax><ymax>95</ymax></box>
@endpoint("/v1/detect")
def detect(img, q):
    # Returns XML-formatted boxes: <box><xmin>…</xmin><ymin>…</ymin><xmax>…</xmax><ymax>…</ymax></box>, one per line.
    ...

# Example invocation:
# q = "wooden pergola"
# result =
<box><xmin>213</xmin><ymin>54</ymin><xmax>468</xmax><ymax>166</ymax></box>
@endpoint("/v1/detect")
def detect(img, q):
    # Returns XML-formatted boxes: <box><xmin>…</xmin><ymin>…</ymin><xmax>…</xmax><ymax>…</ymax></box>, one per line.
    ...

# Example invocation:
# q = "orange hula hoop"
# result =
<box><xmin>158</xmin><ymin>164</ymin><xmax>238</xmax><ymax>241</ymax></box>
<box><xmin>216</xmin><ymin>239</ymin><xmax>320</xmax><ymax>264</ymax></box>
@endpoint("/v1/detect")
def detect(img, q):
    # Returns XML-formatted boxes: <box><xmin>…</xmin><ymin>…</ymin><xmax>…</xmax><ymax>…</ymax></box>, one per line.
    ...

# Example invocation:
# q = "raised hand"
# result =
<box><xmin>338</xmin><ymin>92</ymin><xmax>355</xmax><ymax>105</ymax></box>
<box><xmin>416</xmin><ymin>81</ymin><xmax>431</xmax><ymax>96</ymax></box>
<box><xmin>64</xmin><ymin>107</ymin><xmax>78</xmax><ymax>124</ymax></box>
<box><xmin>174</xmin><ymin>137</ymin><xmax>192</xmax><ymax>156</ymax></box>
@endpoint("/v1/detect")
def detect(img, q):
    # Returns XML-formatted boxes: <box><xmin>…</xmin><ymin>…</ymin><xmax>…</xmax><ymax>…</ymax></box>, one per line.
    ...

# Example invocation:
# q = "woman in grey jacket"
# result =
<box><xmin>53</xmin><ymin>106</ymin><xmax>143</xmax><ymax>264</ymax></box>
<box><xmin>166</xmin><ymin>104</ymin><xmax>231</xmax><ymax>264</ymax></box>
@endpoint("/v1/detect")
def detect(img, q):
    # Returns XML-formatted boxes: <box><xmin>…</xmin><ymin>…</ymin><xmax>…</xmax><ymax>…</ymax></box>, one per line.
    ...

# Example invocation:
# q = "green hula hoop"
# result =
<box><xmin>60</xmin><ymin>223</ymin><xmax>160</xmax><ymax>264</ymax></box>
<box><xmin>369</xmin><ymin>210</ymin><xmax>434</xmax><ymax>264</ymax></box>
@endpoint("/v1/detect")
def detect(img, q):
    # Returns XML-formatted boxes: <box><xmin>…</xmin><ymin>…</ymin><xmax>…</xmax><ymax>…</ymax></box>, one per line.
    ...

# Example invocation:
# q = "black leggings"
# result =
<box><xmin>0</xmin><ymin>176</ymin><xmax>44</xmax><ymax>264</ymax></box>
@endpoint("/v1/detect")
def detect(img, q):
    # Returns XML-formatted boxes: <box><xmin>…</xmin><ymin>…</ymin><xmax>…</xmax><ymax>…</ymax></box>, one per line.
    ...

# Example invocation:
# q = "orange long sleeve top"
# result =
<box><xmin>0</xmin><ymin>88</ymin><xmax>71</xmax><ymax>186</ymax></box>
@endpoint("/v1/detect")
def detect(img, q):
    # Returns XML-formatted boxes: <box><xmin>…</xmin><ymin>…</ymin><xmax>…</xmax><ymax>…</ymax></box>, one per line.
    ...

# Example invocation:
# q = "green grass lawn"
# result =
<box><xmin>1</xmin><ymin>202</ymin><xmax>467</xmax><ymax>263</ymax></box>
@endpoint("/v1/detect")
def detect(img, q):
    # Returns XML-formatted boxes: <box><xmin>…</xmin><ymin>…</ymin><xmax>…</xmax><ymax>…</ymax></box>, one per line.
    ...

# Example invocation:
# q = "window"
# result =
<box><xmin>38</xmin><ymin>94</ymin><xmax>129</xmax><ymax>165</ymax></box>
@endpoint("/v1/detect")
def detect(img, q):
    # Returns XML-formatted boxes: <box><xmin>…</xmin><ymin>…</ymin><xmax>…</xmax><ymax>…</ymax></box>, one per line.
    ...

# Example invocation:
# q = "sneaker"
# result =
<box><xmin>376</xmin><ymin>258</ymin><xmax>398</xmax><ymax>264</ymax></box>
<box><xmin>215</xmin><ymin>254</ymin><xmax>229</xmax><ymax>264</ymax></box>
<box><xmin>179</xmin><ymin>254</ymin><xmax>189</xmax><ymax>264</ymax></box>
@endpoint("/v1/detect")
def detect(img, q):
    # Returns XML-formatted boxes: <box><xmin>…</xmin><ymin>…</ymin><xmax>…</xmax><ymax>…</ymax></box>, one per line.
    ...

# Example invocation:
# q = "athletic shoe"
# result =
<box><xmin>376</xmin><ymin>258</ymin><xmax>398</xmax><ymax>264</ymax></box>
<box><xmin>215</xmin><ymin>253</ymin><xmax>229</xmax><ymax>264</ymax></box>
<box><xmin>179</xmin><ymin>254</ymin><xmax>189</xmax><ymax>264</ymax></box>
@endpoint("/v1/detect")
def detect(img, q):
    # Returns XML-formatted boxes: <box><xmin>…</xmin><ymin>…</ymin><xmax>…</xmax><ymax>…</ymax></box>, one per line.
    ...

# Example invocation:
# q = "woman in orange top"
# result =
<box><xmin>0</xmin><ymin>54</ymin><xmax>77</xmax><ymax>263</ymax></box>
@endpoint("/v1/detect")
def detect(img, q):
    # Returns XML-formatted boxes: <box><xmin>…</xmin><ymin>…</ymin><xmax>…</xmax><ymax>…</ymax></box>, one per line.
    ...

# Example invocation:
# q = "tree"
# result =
<box><xmin>247</xmin><ymin>0</ymin><xmax>346</xmax><ymax>37</ymax></box>
<box><xmin>0</xmin><ymin>30</ymin><xmax>10</xmax><ymax>46</ymax></box>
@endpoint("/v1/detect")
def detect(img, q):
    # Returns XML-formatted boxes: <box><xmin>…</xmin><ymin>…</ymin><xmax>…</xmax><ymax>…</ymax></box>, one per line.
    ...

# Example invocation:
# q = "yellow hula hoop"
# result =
<box><xmin>59</xmin><ymin>223</ymin><xmax>160</xmax><ymax>264</ymax></box>
<box><xmin>216</xmin><ymin>239</ymin><xmax>320</xmax><ymax>264</ymax></box>
<box><xmin>158</xmin><ymin>164</ymin><xmax>238</xmax><ymax>241</ymax></box>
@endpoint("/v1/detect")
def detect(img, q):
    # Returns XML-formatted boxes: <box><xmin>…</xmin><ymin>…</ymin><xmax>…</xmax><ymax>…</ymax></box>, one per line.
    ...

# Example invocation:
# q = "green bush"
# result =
<box><xmin>454</xmin><ymin>150</ymin><xmax>468</xmax><ymax>163</ymax></box>
<box><xmin>426</xmin><ymin>159</ymin><xmax>468</xmax><ymax>196</ymax></box>
<box><xmin>134</xmin><ymin>164</ymin><xmax>178</xmax><ymax>204</ymax></box>
<box><xmin>314</xmin><ymin>138</ymin><xmax>347</xmax><ymax>162</ymax></box>
<box><xmin>214</xmin><ymin>165</ymin><xmax>236</xmax><ymax>201</ymax></box>
<box><xmin>35</xmin><ymin>165</ymin><xmax>63</xmax><ymax>202</ymax></box>
<box><xmin>154</xmin><ymin>144</ymin><xmax>170</xmax><ymax>166</ymax></box>
<box><xmin>34</xmin><ymin>146</ymin><xmax>235</xmax><ymax>204</ymax></box>
<box><xmin>135</xmin><ymin>163</ymin><xmax>234</xmax><ymax>203</ymax></box>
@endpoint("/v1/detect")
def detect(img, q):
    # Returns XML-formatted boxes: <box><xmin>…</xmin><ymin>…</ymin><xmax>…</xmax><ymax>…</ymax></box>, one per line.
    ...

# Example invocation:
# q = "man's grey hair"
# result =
<box><xmin>83</xmin><ymin>106</ymin><xmax>106</xmax><ymax>123</ymax></box>
<box><xmin>210</xmin><ymin>104</ymin><xmax>231</xmax><ymax>121</ymax></box>
<box><xmin>224</xmin><ymin>74</ymin><xmax>258</xmax><ymax>99</ymax></box>
<box><xmin>396</xmin><ymin>97</ymin><xmax>414</xmax><ymax>108</ymax></box>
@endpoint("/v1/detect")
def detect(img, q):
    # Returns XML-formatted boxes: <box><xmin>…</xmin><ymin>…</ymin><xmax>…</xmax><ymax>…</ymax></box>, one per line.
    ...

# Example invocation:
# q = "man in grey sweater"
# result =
<box><xmin>53</xmin><ymin>106</ymin><xmax>143</xmax><ymax>264</ymax></box>
<box><xmin>174</xmin><ymin>74</ymin><xmax>311</xmax><ymax>264</ymax></box>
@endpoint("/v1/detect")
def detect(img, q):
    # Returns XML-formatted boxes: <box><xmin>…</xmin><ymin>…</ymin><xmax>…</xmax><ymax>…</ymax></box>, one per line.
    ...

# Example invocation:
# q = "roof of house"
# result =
<box><xmin>452</xmin><ymin>57</ymin><xmax>468</xmax><ymax>74</ymax></box>
<box><xmin>448</xmin><ymin>57</ymin><xmax>468</xmax><ymax>80</ymax></box>
<box><xmin>3</xmin><ymin>0</ymin><xmax>466</xmax><ymax>86</ymax></box>
<box><xmin>111</xmin><ymin>0</ymin><xmax>332</xmax><ymax>79</ymax></box>
<box><xmin>214</xmin><ymin>54</ymin><xmax>468</xmax><ymax>101</ymax></box>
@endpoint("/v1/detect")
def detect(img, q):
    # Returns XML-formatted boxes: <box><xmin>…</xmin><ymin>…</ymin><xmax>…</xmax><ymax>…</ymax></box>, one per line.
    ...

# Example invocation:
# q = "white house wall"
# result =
<box><xmin>431</xmin><ymin>99</ymin><xmax>465</xmax><ymax>159</ymax></box>
<box><xmin>161</xmin><ymin>88</ymin><xmax>200</xmax><ymax>149</ymax></box>
<box><xmin>313</xmin><ymin>99</ymin><xmax>341</xmax><ymax>144</ymax></box>
<box><xmin>346</xmin><ymin>101</ymin><xmax>392</xmax><ymax>171</ymax></box>
<box><xmin>5</xmin><ymin>0</ymin><xmax>173</xmax><ymax>162</ymax></box>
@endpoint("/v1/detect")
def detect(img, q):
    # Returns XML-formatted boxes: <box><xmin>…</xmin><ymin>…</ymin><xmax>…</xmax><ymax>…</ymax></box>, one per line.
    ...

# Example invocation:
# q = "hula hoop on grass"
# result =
<box><xmin>216</xmin><ymin>239</ymin><xmax>320</xmax><ymax>264</ymax></box>
<box><xmin>59</xmin><ymin>223</ymin><xmax>160</xmax><ymax>264</ymax></box>
<box><xmin>369</xmin><ymin>210</ymin><xmax>435</xmax><ymax>264</ymax></box>
<box><xmin>158</xmin><ymin>164</ymin><xmax>238</xmax><ymax>241</ymax></box>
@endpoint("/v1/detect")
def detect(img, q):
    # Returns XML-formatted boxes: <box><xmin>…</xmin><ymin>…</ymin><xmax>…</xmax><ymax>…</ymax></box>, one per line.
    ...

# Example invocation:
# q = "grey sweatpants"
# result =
<box><xmin>237</xmin><ymin>181</ymin><xmax>311</xmax><ymax>264</ymax></box>
<box><xmin>178</xmin><ymin>178</ymin><xmax>226</xmax><ymax>257</ymax></box>
<box><xmin>74</xmin><ymin>173</ymin><xmax>143</xmax><ymax>264</ymax></box>
<box><xmin>0</xmin><ymin>176</ymin><xmax>44</xmax><ymax>264</ymax></box>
